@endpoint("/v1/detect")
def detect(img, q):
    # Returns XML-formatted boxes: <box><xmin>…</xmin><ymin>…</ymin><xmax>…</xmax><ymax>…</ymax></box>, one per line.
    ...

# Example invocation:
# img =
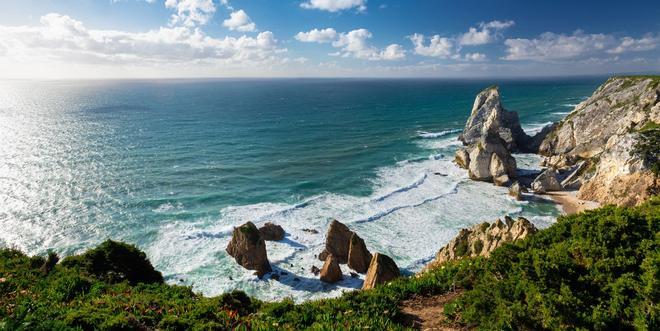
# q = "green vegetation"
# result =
<box><xmin>1</xmin><ymin>199</ymin><xmax>658</xmax><ymax>330</ymax></box>
<box><xmin>611</xmin><ymin>75</ymin><xmax>660</xmax><ymax>90</ymax></box>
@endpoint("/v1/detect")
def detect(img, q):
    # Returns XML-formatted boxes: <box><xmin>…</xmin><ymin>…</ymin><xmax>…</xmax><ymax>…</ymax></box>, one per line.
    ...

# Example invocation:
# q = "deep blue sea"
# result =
<box><xmin>0</xmin><ymin>78</ymin><xmax>602</xmax><ymax>300</ymax></box>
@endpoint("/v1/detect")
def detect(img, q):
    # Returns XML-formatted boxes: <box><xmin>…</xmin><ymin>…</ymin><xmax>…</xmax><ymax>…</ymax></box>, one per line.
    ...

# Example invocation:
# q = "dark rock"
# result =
<box><xmin>302</xmin><ymin>228</ymin><xmax>319</xmax><ymax>234</ymax></box>
<box><xmin>270</xmin><ymin>274</ymin><xmax>280</xmax><ymax>281</ymax></box>
<box><xmin>318</xmin><ymin>220</ymin><xmax>353</xmax><ymax>263</ymax></box>
<box><xmin>311</xmin><ymin>265</ymin><xmax>320</xmax><ymax>276</ymax></box>
<box><xmin>320</xmin><ymin>254</ymin><xmax>343</xmax><ymax>283</ymax></box>
<box><xmin>347</xmin><ymin>233</ymin><xmax>372</xmax><ymax>273</ymax></box>
<box><xmin>350</xmin><ymin>272</ymin><xmax>359</xmax><ymax>278</ymax></box>
<box><xmin>226</xmin><ymin>222</ymin><xmax>272</xmax><ymax>278</ymax></box>
<box><xmin>258</xmin><ymin>222</ymin><xmax>285</xmax><ymax>241</ymax></box>
<box><xmin>362</xmin><ymin>253</ymin><xmax>400</xmax><ymax>290</ymax></box>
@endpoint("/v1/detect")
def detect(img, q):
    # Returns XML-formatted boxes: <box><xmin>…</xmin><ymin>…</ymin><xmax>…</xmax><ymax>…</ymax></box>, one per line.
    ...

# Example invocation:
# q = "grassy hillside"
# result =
<box><xmin>1</xmin><ymin>197</ymin><xmax>658</xmax><ymax>330</ymax></box>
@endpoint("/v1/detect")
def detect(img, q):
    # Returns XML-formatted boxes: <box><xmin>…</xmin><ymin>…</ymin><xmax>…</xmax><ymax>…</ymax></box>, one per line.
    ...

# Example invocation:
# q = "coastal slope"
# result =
<box><xmin>539</xmin><ymin>76</ymin><xmax>659</xmax><ymax>206</ymax></box>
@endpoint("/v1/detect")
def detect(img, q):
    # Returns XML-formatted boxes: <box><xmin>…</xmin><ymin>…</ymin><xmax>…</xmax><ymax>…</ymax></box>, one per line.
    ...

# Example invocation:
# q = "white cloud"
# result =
<box><xmin>165</xmin><ymin>0</ymin><xmax>216</xmax><ymax>27</ymax></box>
<box><xmin>0</xmin><ymin>13</ymin><xmax>284</xmax><ymax>67</ymax></box>
<box><xmin>409</xmin><ymin>33</ymin><xmax>454</xmax><ymax>58</ymax></box>
<box><xmin>295</xmin><ymin>28</ymin><xmax>337</xmax><ymax>43</ymax></box>
<box><xmin>607</xmin><ymin>35</ymin><xmax>659</xmax><ymax>54</ymax></box>
<box><xmin>503</xmin><ymin>31</ymin><xmax>658</xmax><ymax>61</ymax></box>
<box><xmin>222</xmin><ymin>9</ymin><xmax>256</xmax><ymax>32</ymax></box>
<box><xmin>459</xmin><ymin>20</ymin><xmax>514</xmax><ymax>46</ymax></box>
<box><xmin>332</xmin><ymin>29</ymin><xmax>405</xmax><ymax>60</ymax></box>
<box><xmin>464</xmin><ymin>52</ymin><xmax>487</xmax><ymax>61</ymax></box>
<box><xmin>300</xmin><ymin>0</ymin><xmax>367</xmax><ymax>12</ymax></box>
<box><xmin>380</xmin><ymin>44</ymin><xmax>406</xmax><ymax>60</ymax></box>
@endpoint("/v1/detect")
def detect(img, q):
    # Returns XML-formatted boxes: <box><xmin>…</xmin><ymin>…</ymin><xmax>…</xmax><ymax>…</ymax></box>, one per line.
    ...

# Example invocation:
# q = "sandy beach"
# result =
<box><xmin>544</xmin><ymin>191</ymin><xmax>601</xmax><ymax>215</ymax></box>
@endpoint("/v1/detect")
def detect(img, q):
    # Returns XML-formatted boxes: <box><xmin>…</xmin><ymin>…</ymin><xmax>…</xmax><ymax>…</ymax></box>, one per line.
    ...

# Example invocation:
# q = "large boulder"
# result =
<box><xmin>424</xmin><ymin>217</ymin><xmax>536</xmax><ymax>271</ymax></box>
<box><xmin>318</xmin><ymin>220</ymin><xmax>353</xmax><ymax>263</ymax></box>
<box><xmin>531</xmin><ymin>169</ymin><xmax>562</xmax><ymax>193</ymax></box>
<box><xmin>459</xmin><ymin>86</ymin><xmax>532</xmax><ymax>152</ymax></box>
<box><xmin>347</xmin><ymin>233</ymin><xmax>372</xmax><ymax>273</ymax></box>
<box><xmin>319</xmin><ymin>255</ymin><xmax>343</xmax><ymax>283</ymax></box>
<box><xmin>466</xmin><ymin>134</ymin><xmax>517</xmax><ymax>183</ymax></box>
<box><xmin>508</xmin><ymin>181</ymin><xmax>523</xmax><ymax>200</ymax></box>
<box><xmin>258</xmin><ymin>222</ymin><xmax>285</xmax><ymax>241</ymax></box>
<box><xmin>490</xmin><ymin>153</ymin><xmax>511</xmax><ymax>186</ymax></box>
<box><xmin>226</xmin><ymin>222</ymin><xmax>272</xmax><ymax>278</ymax></box>
<box><xmin>362</xmin><ymin>253</ymin><xmax>401</xmax><ymax>290</ymax></box>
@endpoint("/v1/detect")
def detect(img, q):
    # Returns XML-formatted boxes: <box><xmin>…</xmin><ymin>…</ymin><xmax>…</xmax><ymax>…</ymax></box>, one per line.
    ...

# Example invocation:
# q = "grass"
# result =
<box><xmin>1</xmin><ymin>198</ymin><xmax>659</xmax><ymax>330</ymax></box>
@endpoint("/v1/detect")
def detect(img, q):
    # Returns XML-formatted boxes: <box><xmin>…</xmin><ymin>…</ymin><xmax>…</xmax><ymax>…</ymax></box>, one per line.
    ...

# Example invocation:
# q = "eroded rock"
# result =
<box><xmin>459</xmin><ymin>86</ymin><xmax>533</xmax><ymax>152</ymax></box>
<box><xmin>424</xmin><ymin>217</ymin><xmax>536</xmax><ymax>271</ymax></box>
<box><xmin>347</xmin><ymin>233</ymin><xmax>372</xmax><ymax>273</ymax></box>
<box><xmin>226</xmin><ymin>222</ymin><xmax>272</xmax><ymax>278</ymax></box>
<box><xmin>508</xmin><ymin>181</ymin><xmax>523</xmax><ymax>200</ymax></box>
<box><xmin>318</xmin><ymin>220</ymin><xmax>353</xmax><ymax>263</ymax></box>
<box><xmin>319</xmin><ymin>255</ymin><xmax>342</xmax><ymax>283</ymax></box>
<box><xmin>531</xmin><ymin>169</ymin><xmax>562</xmax><ymax>193</ymax></box>
<box><xmin>258</xmin><ymin>222</ymin><xmax>285</xmax><ymax>241</ymax></box>
<box><xmin>362</xmin><ymin>253</ymin><xmax>401</xmax><ymax>290</ymax></box>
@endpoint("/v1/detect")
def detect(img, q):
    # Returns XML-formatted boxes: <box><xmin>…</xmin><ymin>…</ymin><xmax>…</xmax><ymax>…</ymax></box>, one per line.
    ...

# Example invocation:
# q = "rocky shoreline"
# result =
<box><xmin>456</xmin><ymin>76</ymin><xmax>658</xmax><ymax>208</ymax></box>
<box><xmin>223</xmin><ymin>76</ymin><xmax>659</xmax><ymax>288</ymax></box>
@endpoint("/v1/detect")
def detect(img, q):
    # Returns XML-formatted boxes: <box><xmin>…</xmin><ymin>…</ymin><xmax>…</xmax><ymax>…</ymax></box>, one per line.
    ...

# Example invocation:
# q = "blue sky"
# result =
<box><xmin>1</xmin><ymin>0</ymin><xmax>659</xmax><ymax>78</ymax></box>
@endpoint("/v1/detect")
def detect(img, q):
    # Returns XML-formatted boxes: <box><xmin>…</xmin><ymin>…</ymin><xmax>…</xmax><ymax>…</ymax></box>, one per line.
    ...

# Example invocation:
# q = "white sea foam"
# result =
<box><xmin>145</xmin><ymin>130</ymin><xmax>557</xmax><ymax>302</ymax></box>
<box><xmin>417</xmin><ymin>129</ymin><xmax>461</xmax><ymax>139</ymax></box>
<box><xmin>522</xmin><ymin>121</ymin><xmax>553</xmax><ymax>135</ymax></box>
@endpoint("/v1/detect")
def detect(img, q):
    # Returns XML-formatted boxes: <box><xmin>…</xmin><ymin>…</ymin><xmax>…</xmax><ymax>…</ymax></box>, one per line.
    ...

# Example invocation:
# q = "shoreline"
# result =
<box><xmin>543</xmin><ymin>191</ymin><xmax>600</xmax><ymax>215</ymax></box>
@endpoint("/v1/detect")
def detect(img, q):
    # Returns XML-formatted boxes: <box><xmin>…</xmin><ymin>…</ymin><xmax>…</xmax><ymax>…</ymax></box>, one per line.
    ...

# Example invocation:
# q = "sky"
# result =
<box><xmin>0</xmin><ymin>0</ymin><xmax>659</xmax><ymax>79</ymax></box>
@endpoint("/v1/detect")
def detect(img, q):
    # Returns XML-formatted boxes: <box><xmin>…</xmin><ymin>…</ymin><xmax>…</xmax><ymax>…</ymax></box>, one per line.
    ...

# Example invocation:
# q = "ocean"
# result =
<box><xmin>0</xmin><ymin>77</ymin><xmax>601</xmax><ymax>301</ymax></box>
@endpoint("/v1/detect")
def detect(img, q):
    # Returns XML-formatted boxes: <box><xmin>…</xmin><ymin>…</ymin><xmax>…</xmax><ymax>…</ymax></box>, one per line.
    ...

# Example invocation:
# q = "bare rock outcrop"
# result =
<box><xmin>531</xmin><ymin>169</ymin><xmax>562</xmax><ymax>193</ymax></box>
<box><xmin>318</xmin><ymin>220</ymin><xmax>353</xmax><ymax>263</ymax></box>
<box><xmin>459</xmin><ymin>86</ymin><xmax>533</xmax><ymax>152</ymax></box>
<box><xmin>226</xmin><ymin>222</ymin><xmax>272</xmax><ymax>278</ymax></box>
<box><xmin>538</xmin><ymin>76</ymin><xmax>660</xmax><ymax>205</ymax></box>
<box><xmin>362</xmin><ymin>253</ymin><xmax>401</xmax><ymax>290</ymax></box>
<box><xmin>578</xmin><ymin>133</ymin><xmax>658</xmax><ymax>206</ymax></box>
<box><xmin>320</xmin><ymin>255</ymin><xmax>343</xmax><ymax>283</ymax></box>
<box><xmin>347</xmin><ymin>233</ymin><xmax>372</xmax><ymax>273</ymax></box>
<box><xmin>424</xmin><ymin>216</ymin><xmax>536</xmax><ymax>271</ymax></box>
<box><xmin>509</xmin><ymin>181</ymin><xmax>523</xmax><ymax>200</ymax></box>
<box><xmin>458</xmin><ymin>133</ymin><xmax>517</xmax><ymax>184</ymax></box>
<box><xmin>258</xmin><ymin>222</ymin><xmax>285</xmax><ymax>241</ymax></box>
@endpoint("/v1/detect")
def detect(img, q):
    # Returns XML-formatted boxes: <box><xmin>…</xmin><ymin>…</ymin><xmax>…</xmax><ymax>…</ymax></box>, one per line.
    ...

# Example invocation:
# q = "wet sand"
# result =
<box><xmin>544</xmin><ymin>191</ymin><xmax>600</xmax><ymax>215</ymax></box>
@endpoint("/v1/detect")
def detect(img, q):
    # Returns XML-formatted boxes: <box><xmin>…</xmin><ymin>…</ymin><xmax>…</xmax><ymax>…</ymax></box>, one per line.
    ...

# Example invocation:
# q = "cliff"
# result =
<box><xmin>539</xmin><ymin>76</ymin><xmax>660</xmax><ymax>206</ymax></box>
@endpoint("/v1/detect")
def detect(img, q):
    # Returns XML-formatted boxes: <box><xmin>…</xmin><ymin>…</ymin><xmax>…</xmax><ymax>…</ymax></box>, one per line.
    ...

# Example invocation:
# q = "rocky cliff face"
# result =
<box><xmin>539</xmin><ymin>76</ymin><xmax>659</xmax><ymax>206</ymax></box>
<box><xmin>424</xmin><ymin>216</ymin><xmax>536</xmax><ymax>271</ymax></box>
<box><xmin>456</xmin><ymin>86</ymin><xmax>538</xmax><ymax>186</ymax></box>
<box><xmin>459</xmin><ymin>86</ymin><xmax>533</xmax><ymax>152</ymax></box>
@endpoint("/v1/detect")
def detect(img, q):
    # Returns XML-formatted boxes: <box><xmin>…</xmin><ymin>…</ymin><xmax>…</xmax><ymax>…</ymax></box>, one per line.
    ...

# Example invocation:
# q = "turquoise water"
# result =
<box><xmin>0</xmin><ymin>78</ymin><xmax>601</xmax><ymax>301</ymax></box>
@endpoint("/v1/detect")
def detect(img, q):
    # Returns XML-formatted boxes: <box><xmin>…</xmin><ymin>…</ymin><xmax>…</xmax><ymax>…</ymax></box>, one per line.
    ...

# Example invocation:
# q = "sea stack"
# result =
<box><xmin>318</xmin><ymin>220</ymin><xmax>353</xmax><ymax>263</ymax></box>
<box><xmin>347</xmin><ymin>233</ymin><xmax>372</xmax><ymax>273</ymax></box>
<box><xmin>362</xmin><ymin>253</ymin><xmax>401</xmax><ymax>290</ymax></box>
<box><xmin>319</xmin><ymin>255</ymin><xmax>343</xmax><ymax>283</ymax></box>
<box><xmin>226</xmin><ymin>222</ymin><xmax>272</xmax><ymax>278</ymax></box>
